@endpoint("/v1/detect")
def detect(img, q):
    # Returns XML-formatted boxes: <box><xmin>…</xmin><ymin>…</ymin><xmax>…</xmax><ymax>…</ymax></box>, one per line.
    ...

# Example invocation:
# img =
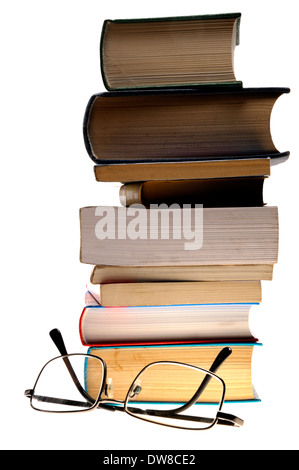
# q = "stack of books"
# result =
<box><xmin>79</xmin><ymin>13</ymin><xmax>290</xmax><ymax>404</ymax></box>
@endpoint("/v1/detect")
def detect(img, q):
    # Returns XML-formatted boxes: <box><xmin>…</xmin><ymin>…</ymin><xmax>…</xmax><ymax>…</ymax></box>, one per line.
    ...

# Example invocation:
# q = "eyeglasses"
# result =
<box><xmin>25</xmin><ymin>329</ymin><xmax>244</xmax><ymax>430</ymax></box>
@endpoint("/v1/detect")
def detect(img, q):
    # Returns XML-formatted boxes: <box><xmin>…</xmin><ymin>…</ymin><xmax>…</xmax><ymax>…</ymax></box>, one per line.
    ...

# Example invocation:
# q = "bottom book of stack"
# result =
<box><xmin>85</xmin><ymin>342</ymin><xmax>260</xmax><ymax>404</ymax></box>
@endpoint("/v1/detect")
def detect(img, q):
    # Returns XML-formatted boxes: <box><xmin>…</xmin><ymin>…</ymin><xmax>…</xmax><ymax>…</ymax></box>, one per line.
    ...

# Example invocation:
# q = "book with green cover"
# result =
<box><xmin>100</xmin><ymin>13</ymin><xmax>242</xmax><ymax>90</ymax></box>
<box><xmin>83</xmin><ymin>87</ymin><xmax>290</xmax><ymax>165</ymax></box>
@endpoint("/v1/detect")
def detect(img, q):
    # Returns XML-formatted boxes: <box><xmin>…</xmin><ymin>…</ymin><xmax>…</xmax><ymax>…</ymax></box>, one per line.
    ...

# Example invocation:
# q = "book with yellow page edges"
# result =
<box><xmin>85</xmin><ymin>342</ymin><xmax>261</xmax><ymax>403</ymax></box>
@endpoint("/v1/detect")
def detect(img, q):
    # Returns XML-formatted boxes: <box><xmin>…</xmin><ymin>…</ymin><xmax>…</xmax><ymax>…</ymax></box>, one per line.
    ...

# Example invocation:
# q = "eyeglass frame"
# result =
<box><xmin>25</xmin><ymin>328</ymin><xmax>244</xmax><ymax>430</ymax></box>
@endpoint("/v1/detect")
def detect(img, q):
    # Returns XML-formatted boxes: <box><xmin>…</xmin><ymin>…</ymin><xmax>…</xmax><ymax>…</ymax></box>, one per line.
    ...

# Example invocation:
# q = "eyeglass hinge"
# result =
<box><xmin>24</xmin><ymin>389</ymin><xmax>33</xmax><ymax>398</ymax></box>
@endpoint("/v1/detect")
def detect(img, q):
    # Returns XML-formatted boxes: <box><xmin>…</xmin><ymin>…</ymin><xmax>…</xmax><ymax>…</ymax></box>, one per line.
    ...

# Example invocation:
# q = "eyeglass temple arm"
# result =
<box><xmin>49</xmin><ymin>329</ymin><xmax>95</xmax><ymax>405</ymax></box>
<box><xmin>172</xmin><ymin>346</ymin><xmax>232</xmax><ymax>414</ymax></box>
<box><xmin>49</xmin><ymin>328</ymin><xmax>70</xmax><ymax>356</ymax></box>
<box><xmin>105</xmin><ymin>402</ymin><xmax>242</xmax><ymax>427</ymax></box>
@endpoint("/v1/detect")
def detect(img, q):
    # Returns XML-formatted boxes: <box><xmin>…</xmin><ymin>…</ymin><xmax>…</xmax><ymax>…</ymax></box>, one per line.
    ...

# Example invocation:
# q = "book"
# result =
<box><xmin>100</xmin><ymin>13</ymin><xmax>242</xmax><ymax>90</ymax></box>
<box><xmin>96</xmin><ymin>280</ymin><xmax>261</xmax><ymax>307</ymax></box>
<box><xmin>85</xmin><ymin>342</ymin><xmax>260</xmax><ymax>402</ymax></box>
<box><xmin>90</xmin><ymin>264</ymin><xmax>274</xmax><ymax>284</ymax></box>
<box><xmin>80</xmin><ymin>303</ymin><xmax>258</xmax><ymax>346</ymax></box>
<box><xmin>79</xmin><ymin>206</ymin><xmax>279</xmax><ymax>266</ymax></box>
<box><xmin>119</xmin><ymin>177</ymin><xmax>265</xmax><ymax>208</ymax></box>
<box><xmin>83</xmin><ymin>88</ymin><xmax>290</xmax><ymax>164</ymax></box>
<box><xmin>93</xmin><ymin>157</ymin><xmax>275</xmax><ymax>183</ymax></box>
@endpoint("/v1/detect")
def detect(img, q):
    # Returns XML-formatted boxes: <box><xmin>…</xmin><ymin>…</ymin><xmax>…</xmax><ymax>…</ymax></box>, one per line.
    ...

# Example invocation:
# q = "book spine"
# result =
<box><xmin>100</xmin><ymin>20</ymin><xmax>110</xmax><ymax>91</ymax></box>
<box><xmin>83</xmin><ymin>94</ymin><xmax>97</xmax><ymax>162</ymax></box>
<box><xmin>79</xmin><ymin>308</ymin><xmax>87</xmax><ymax>346</ymax></box>
<box><xmin>119</xmin><ymin>183</ymin><xmax>143</xmax><ymax>207</ymax></box>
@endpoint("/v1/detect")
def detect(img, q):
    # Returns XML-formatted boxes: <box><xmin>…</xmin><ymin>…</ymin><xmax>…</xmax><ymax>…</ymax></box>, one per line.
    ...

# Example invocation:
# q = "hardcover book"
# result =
<box><xmin>119</xmin><ymin>177</ymin><xmax>265</xmax><ymax>208</ymax></box>
<box><xmin>80</xmin><ymin>302</ymin><xmax>258</xmax><ymax>346</ymax></box>
<box><xmin>83</xmin><ymin>88</ymin><xmax>290</xmax><ymax>164</ymax></box>
<box><xmin>96</xmin><ymin>280</ymin><xmax>262</xmax><ymax>307</ymax></box>
<box><xmin>90</xmin><ymin>264</ymin><xmax>274</xmax><ymax>284</ymax></box>
<box><xmin>85</xmin><ymin>342</ymin><xmax>261</xmax><ymax>403</ymax></box>
<box><xmin>100</xmin><ymin>13</ymin><xmax>242</xmax><ymax>90</ymax></box>
<box><xmin>93</xmin><ymin>157</ymin><xmax>273</xmax><ymax>183</ymax></box>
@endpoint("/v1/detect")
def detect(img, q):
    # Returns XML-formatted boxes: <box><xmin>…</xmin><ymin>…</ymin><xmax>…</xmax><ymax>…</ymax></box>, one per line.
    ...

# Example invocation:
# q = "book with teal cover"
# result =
<box><xmin>85</xmin><ymin>341</ymin><xmax>262</xmax><ymax>404</ymax></box>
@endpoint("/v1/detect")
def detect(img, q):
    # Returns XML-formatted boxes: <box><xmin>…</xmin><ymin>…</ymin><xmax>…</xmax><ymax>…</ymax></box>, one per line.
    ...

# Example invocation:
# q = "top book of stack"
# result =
<box><xmin>100</xmin><ymin>13</ymin><xmax>242</xmax><ymax>90</ymax></box>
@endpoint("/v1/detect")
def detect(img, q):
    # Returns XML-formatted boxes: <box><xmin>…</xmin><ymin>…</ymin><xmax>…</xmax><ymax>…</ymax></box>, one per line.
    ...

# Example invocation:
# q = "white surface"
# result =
<box><xmin>1</xmin><ymin>0</ymin><xmax>298</xmax><ymax>450</ymax></box>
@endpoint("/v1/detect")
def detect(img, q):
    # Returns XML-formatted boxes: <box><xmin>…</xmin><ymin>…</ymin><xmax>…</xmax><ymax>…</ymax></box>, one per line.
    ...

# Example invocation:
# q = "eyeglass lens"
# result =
<box><xmin>32</xmin><ymin>355</ymin><xmax>104</xmax><ymax>412</ymax></box>
<box><xmin>125</xmin><ymin>362</ymin><xmax>224</xmax><ymax>430</ymax></box>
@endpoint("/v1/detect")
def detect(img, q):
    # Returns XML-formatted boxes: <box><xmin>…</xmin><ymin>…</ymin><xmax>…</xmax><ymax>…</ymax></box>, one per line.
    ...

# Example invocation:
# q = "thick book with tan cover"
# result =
<box><xmin>100</xmin><ymin>13</ymin><xmax>242</xmax><ymax>90</ymax></box>
<box><xmin>79</xmin><ymin>206</ymin><xmax>279</xmax><ymax>267</ymax></box>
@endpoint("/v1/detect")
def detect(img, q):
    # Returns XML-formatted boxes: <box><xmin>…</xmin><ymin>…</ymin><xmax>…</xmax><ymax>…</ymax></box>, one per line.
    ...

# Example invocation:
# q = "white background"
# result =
<box><xmin>1</xmin><ymin>0</ymin><xmax>298</xmax><ymax>451</ymax></box>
